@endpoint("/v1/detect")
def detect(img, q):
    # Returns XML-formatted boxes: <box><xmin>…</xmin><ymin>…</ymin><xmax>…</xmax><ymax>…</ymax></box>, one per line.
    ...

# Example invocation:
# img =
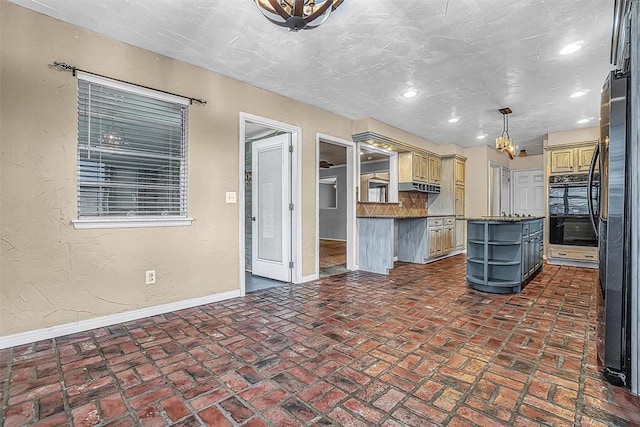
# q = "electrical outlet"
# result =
<box><xmin>225</xmin><ymin>191</ymin><xmax>237</xmax><ymax>203</ymax></box>
<box><xmin>145</xmin><ymin>270</ymin><xmax>156</xmax><ymax>285</ymax></box>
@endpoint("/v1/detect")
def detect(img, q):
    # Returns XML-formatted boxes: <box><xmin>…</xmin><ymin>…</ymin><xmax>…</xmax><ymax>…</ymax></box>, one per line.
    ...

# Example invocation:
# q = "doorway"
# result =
<box><xmin>316</xmin><ymin>134</ymin><xmax>356</xmax><ymax>278</ymax></box>
<box><xmin>239</xmin><ymin>113</ymin><xmax>302</xmax><ymax>294</ymax></box>
<box><xmin>489</xmin><ymin>162</ymin><xmax>502</xmax><ymax>216</ymax></box>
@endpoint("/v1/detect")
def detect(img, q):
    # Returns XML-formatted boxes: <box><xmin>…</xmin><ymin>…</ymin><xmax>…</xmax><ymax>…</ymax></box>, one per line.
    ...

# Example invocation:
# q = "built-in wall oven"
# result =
<box><xmin>548</xmin><ymin>174</ymin><xmax>599</xmax><ymax>247</ymax></box>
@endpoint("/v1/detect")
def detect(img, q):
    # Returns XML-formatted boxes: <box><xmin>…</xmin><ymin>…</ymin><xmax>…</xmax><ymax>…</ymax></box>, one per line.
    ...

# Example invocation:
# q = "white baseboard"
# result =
<box><xmin>0</xmin><ymin>290</ymin><xmax>241</xmax><ymax>350</ymax></box>
<box><xmin>300</xmin><ymin>273</ymin><xmax>319</xmax><ymax>283</ymax></box>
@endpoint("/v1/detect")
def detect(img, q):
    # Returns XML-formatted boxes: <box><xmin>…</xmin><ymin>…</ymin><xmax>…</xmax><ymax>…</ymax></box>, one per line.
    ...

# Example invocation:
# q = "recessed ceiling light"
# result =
<box><xmin>559</xmin><ymin>41</ymin><xmax>584</xmax><ymax>55</ymax></box>
<box><xmin>448</xmin><ymin>117</ymin><xmax>460</xmax><ymax>123</ymax></box>
<box><xmin>402</xmin><ymin>89</ymin><xmax>418</xmax><ymax>99</ymax></box>
<box><xmin>577</xmin><ymin>118</ymin><xmax>591</xmax><ymax>124</ymax></box>
<box><xmin>476</xmin><ymin>134</ymin><xmax>486</xmax><ymax>140</ymax></box>
<box><xmin>570</xmin><ymin>91</ymin><xmax>587</xmax><ymax>98</ymax></box>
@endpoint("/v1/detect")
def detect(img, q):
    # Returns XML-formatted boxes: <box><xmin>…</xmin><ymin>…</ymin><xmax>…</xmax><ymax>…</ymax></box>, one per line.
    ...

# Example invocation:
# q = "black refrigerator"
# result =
<box><xmin>589</xmin><ymin>70</ymin><xmax>631</xmax><ymax>387</ymax></box>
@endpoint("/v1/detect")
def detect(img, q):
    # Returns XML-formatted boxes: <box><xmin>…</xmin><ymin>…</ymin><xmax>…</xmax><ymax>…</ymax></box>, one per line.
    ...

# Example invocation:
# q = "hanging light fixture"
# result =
<box><xmin>495</xmin><ymin>107</ymin><xmax>516</xmax><ymax>159</ymax></box>
<box><xmin>254</xmin><ymin>0</ymin><xmax>343</xmax><ymax>31</ymax></box>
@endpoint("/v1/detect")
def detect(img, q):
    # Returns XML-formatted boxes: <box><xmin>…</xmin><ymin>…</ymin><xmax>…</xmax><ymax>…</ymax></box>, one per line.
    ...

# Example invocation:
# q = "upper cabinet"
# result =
<box><xmin>550</xmin><ymin>149</ymin><xmax>574</xmax><ymax>174</ymax></box>
<box><xmin>548</xmin><ymin>141</ymin><xmax>598</xmax><ymax>175</ymax></box>
<box><xmin>399</xmin><ymin>152</ymin><xmax>428</xmax><ymax>183</ymax></box>
<box><xmin>577</xmin><ymin>146</ymin><xmax>597</xmax><ymax>172</ymax></box>
<box><xmin>428</xmin><ymin>156</ymin><xmax>441</xmax><ymax>185</ymax></box>
<box><xmin>455</xmin><ymin>158</ymin><xmax>465</xmax><ymax>186</ymax></box>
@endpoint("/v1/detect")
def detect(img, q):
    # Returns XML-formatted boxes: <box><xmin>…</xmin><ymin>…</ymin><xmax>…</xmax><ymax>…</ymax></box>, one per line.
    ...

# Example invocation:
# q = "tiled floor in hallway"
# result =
<box><xmin>2</xmin><ymin>255</ymin><xmax>640</xmax><ymax>426</ymax></box>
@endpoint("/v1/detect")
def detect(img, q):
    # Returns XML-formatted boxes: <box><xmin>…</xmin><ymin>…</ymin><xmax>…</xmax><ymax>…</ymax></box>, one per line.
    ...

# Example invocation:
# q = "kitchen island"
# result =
<box><xmin>464</xmin><ymin>216</ymin><xmax>544</xmax><ymax>294</ymax></box>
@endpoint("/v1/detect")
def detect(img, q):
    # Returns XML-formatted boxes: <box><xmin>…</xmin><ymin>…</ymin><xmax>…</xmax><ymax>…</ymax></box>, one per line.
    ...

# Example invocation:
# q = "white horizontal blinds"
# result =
<box><xmin>77</xmin><ymin>72</ymin><xmax>189</xmax><ymax>218</ymax></box>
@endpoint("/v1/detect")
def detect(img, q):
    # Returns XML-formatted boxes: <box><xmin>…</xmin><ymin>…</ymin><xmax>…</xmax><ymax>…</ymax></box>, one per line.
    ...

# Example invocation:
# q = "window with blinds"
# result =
<box><xmin>76</xmin><ymin>73</ymin><xmax>189</xmax><ymax>221</ymax></box>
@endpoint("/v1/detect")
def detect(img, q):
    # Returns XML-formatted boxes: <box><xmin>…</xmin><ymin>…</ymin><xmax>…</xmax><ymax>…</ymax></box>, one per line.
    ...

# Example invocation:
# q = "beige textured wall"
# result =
<box><xmin>509</xmin><ymin>154</ymin><xmax>544</xmax><ymax>170</ymax></box>
<box><xmin>546</xmin><ymin>127</ymin><xmax>599</xmax><ymax>146</ymax></box>
<box><xmin>463</xmin><ymin>146</ymin><xmax>489</xmax><ymax>217</ymax></box>
<box><xmin>0</xmin><ymin>2</ymin><xmax>354</xmax><ymax>336</ymax></box>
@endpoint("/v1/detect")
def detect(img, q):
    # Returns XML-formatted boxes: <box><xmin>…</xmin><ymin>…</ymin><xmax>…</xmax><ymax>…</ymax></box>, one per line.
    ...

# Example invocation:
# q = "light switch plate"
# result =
<box><xmin>226</xmin><ymin>192</ymin><xmax>237</xmax><ymax>203</ymax></box>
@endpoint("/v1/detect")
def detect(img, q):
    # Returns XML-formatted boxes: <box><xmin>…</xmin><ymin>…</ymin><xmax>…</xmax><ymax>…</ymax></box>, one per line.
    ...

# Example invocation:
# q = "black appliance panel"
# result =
<box><xmin>549</xmin><ymin>216</ymin><xmax>598</xmax><ymax>247</ymax></box>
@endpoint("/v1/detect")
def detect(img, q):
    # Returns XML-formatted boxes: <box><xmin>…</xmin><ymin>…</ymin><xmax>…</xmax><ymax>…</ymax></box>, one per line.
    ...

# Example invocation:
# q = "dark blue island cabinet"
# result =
<box><xmin>465</xmin><ymin>217</ymin><xmax>544</xmax><ymax>293</ymax></box>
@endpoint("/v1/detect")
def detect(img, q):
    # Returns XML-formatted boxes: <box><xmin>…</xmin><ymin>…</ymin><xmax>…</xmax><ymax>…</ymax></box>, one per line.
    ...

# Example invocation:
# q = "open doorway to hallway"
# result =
<box><xmin>317</xmin><ymin>135</ymin><xmax>356</xmax><ymax>278</ymax></box>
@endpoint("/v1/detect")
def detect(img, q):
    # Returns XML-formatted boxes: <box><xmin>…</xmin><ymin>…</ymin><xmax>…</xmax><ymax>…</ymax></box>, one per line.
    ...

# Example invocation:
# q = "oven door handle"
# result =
<box><xmin>587</xmin><ymin>143</ymin><xmax>600</xmax><ymax>235</ymax></box>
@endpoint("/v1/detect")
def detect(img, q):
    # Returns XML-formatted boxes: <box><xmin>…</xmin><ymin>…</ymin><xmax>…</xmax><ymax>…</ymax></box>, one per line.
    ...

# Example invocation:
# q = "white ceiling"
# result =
<box><xmin>11</xmin><ymin>0</ymin><xmax>615</xmax><ymax>155</ymax></box>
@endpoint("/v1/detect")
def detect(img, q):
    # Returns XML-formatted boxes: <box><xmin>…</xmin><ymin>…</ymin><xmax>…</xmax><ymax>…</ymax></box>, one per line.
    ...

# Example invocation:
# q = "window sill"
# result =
<box><xmin>72</xmin><ymin>217</ymin><xmax>194</xmax><ymax>230</ymax></box>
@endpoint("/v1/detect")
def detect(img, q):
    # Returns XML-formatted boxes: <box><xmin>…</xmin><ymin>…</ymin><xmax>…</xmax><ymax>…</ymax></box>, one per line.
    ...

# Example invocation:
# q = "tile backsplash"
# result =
<box><xmin>357</xmin><ymin>192</ymin><xmax>428</xmax><ymax>217</ymax></box>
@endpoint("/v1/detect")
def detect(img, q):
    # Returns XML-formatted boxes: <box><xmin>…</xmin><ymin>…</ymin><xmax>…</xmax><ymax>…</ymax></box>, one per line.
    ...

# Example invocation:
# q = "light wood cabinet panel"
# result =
<box><xmin>455</xmin><ymin>219</ymin><xmax>465</xmax><ymax>250</ymax></box>
<box><xmin>443</xmin><ymin>225</ymin><xmax>455</xmax><ymax>253</ymax></box>
<box><xmin>428</xmin><ymin>156</ymin><xmax>441</xmax><ymax>185</ymax></box>
<box><xmin>577</xmin><ymin>146</ymin><xmax>597</xmax><ymax>172</ymax></box>
<box><xmin>428</xmin><ymin>228</ymin><xmax>440</xmax><ymax>258</ymax></box>
<box><xmin>455</xmin><ymin>159</ymin><xmax>465</xmax><ymax>185</ymax></box>
<box><xmin>550</xmin><ymin>149</ymin><xmax>574</xmax><ymax>174</ymax></box>
<box><xmin>455</xmin><ymin>185</ymin><xmax>465</xmax><ymax>216</ymax></box>
<box><xmin>399</xmin><ymin>152</ymin><xmax>429</xmax><ymax>183</ymax></box>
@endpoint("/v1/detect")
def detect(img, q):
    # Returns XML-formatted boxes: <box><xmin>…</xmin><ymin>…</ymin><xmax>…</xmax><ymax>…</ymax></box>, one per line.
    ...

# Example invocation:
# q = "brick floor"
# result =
<box><xmin>1</xmin><ymin>255</ymin><xmax>639</xmax><ymax>426</ymax></box>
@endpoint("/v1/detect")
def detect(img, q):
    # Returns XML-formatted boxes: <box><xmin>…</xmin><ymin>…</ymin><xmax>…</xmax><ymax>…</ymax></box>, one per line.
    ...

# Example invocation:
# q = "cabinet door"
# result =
<box><xmin>550</xmin><ymin>149</ymin><xmax>574</xmax><ymax>174</ymax></box>
<box><xmin>416</xmin><ymin>153</ymin><xmax>428</xmax><ymax>182</ymax></box>
<box><xmin>435</xmin><ymin>228</ymin><xmax>443</xmax><ymax>255</ymax></box>
<box><xmin>455</xmin><ymin>185</ymin><xmax>465</xmax><ymax>216</ymax></box>
<box><xmin>455</xmin><ymin>220</ymin><xmax>465</xmax><ymax>250</ymax></box>
<box><xmin>428</xmin><ymin>156</ymin><xmax>441</xmax><ymax>185</ymax></box>
<box><xmin>577</xmin><ymin>146</ymin><xmax>597</xmax><ymax>172</ymax></box>
<box><xmin>444</xmin><ymin>226</ymin><xmax>455</xmax><ymax>253</ymax></box>
<box><xmin>522</xmin><ymin>235</ymin><xmax>530</xmax><ymax>279</ymax></box>
<box><xmin>428</xmin><ymin>228</ymin><xmax>439</xmax><ymax>258</ymax></box>
<box><xmin>455</xmin><ymin>159</ymin><xmax>465</xmax><ymax>185</ymax></box>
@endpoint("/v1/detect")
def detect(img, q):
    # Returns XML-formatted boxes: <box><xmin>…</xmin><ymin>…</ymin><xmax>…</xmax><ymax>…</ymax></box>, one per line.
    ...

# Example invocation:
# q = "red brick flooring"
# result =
<box><xmin>2</xmin><ymin>255</ymin><xmax>640</xmax><ymax>426</ymax></box>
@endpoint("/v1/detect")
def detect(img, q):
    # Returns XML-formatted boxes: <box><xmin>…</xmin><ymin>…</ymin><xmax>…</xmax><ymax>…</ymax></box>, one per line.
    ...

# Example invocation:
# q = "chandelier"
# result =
<box><xmin>254</xmin><ymin>0</ymin><xmax>343</xmax><ymax>31</ymax></box>
<box><xmin>495</xmin><ymin>107</ymin><xmax>516</xmax><ymax>159</ymax></box>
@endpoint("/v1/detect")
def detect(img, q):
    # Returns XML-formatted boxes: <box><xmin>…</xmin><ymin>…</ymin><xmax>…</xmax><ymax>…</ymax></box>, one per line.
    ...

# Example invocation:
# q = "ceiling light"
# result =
<box><xmin>518</xmin><ymin>149</ymin><xmax>528</xmax><ymax>157</ymax></box>
<box><xmin>577</xmin><ymin>118</ymin><xmax>591</xmax><ymax>124</ymax></box>
<box><xmin>448</xmin><ymin>117</ymin><xmax>460</xmax><ymax>123</ymax></box>
<box><xmin>495</xmin><ymin>107</ymin><xmax>515</xmax><ymax>160</ymax></box>
<box><xmin>254</xmin><ymin>0</ymin><xmax>343</xmax><ymax>31</ymax></box>
<box><xmin>559</xmin><ymin>41</ymin><xmax>584</xmax><ymax>55</ymax></box>
<box><xmin>570</xmin><ymin>91</ymin><xmax>587</xmax><ymax>98</ymax></box>
<box><xmin>476</xmin><ymin>134</ymin><xmax>486</xmax><ymax>140</ymax></box>
<box><xmin>402</xmin><ymin>89</ymin><xmax>418</xmax><ymax>99</ymax></box>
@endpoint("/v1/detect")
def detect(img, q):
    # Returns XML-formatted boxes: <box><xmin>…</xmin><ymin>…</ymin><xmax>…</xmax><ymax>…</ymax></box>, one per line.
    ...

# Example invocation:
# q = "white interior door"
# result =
<box><xmin>512</xmin><ymin>169</ymin><xmax>545</xmax><ymax>216</ymax></box>
<box><xmin>252</xmin><ymin>133</ymin><xmax>291</xmax><ymax>282</ymax></box>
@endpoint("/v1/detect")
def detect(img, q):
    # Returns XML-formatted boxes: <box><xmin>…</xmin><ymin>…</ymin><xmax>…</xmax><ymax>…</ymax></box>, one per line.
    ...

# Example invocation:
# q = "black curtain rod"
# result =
<box><xmin>49</xmin><ymin>61</ymin><xmax>207</xmax><ymax>106</ymax></box>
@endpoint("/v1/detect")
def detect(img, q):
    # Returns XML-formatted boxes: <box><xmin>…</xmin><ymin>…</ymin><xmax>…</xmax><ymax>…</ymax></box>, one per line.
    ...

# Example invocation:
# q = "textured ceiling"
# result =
<box><xmin>10</xmin><ymin>0</ymin><xmax>615</xmax><ymax>155</ymax></box>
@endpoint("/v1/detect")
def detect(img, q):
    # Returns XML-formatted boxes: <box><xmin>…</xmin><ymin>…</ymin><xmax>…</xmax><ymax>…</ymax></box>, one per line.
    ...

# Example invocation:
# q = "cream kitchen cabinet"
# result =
<box><xmin>548</xmin><ymin>142</ymin><xmax>598</xmax><ymax>175</ymax></box>
<box><xmin>426</xmin><ymin>217</ymin><xmax>456</xmax><ymax>259</ymax></box>
<box><xmin>577</xmin><ymin>145</ymin><xmax>597</xmax><ymax>172</ymax></box>
<box><xmin>428</xmin><ymin>156</ymin><xmax>441</xmax><ymax>185</ymax></box>
<box><xmin>399</xmin><ymin>151</ymin><xmax>429</xmax><ymax>183</ymax></box>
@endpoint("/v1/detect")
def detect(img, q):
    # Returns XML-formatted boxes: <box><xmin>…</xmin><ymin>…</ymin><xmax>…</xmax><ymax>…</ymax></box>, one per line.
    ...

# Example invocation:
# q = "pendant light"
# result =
<box><xmin>495</xmin><ymin>108</ymin><xmax>516</xmax><ymax>159</ymax></box>
<box><xmin>254</xmin><ymin>0</ymin><xmax>343</xmax><ymax>31</ymax></box>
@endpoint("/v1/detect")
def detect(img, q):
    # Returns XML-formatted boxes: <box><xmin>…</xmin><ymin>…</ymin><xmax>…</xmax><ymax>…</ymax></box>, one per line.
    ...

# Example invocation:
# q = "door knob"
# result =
<box><xmin>251</xmin><ymin>217</ymin><xmax>256</xmax><ymax>221</ymax></box>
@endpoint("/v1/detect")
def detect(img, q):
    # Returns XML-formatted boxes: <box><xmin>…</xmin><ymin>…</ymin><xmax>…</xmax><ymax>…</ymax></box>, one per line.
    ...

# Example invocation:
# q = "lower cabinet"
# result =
<box><xmin>426</xmin><ymin>217</ymin><xmax>457</xmax><ymax>260</ymax></box>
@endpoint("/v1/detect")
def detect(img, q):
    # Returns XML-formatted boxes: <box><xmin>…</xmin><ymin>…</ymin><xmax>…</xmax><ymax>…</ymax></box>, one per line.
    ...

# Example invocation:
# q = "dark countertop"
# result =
<box><xmin>462</xmin><ymin>216</ymin><xmax>545</xmax><ymax>222</ymax></box>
